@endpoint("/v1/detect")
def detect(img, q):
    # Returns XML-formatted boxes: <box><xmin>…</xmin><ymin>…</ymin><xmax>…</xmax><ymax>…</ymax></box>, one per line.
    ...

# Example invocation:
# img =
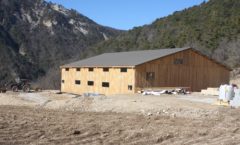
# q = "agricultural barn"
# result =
<box><xmin>61</xmin><ymin>47</ymin><xmax>231</xmax><ymax>95</ymax></box>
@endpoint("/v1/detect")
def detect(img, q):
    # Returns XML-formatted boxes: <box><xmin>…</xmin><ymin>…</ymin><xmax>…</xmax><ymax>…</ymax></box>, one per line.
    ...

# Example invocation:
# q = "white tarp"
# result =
<box><xmin>142</xmin><ymin>90</ymin><xmax>166</xmax><ymax>96</ymax></box>
<box><xmin>219</xmin><ymin>84</ymin><xmax>234</xmax><ymax>101</ymax></box>
<box><xmin>230</xmin><ymin>89</ymin><xmax>240</xmax><ymax>108</ymax></box>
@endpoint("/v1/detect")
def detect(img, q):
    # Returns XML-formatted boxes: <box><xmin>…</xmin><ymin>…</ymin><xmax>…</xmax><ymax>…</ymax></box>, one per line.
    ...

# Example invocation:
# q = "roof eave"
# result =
<box><xmin>60</xmin><ymin>65</ymin><xmax>136</xmax><ymax>68</ymax></box>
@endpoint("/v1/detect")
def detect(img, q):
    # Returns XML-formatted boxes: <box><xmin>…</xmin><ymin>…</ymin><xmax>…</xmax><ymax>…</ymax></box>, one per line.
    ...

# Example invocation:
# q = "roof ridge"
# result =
<box><xmin>102</xmin><ymin>47</ymin><xmax>191</xmax><ymax>55</ymax></box>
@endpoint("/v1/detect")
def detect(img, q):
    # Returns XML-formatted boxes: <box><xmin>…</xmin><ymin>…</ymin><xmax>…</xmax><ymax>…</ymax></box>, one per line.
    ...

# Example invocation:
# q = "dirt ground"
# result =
<box><xmin>1</xmin><ymin>106</ymin><xmax>240</xmax><ymax>145</ymax></box>
<box><xmin>0</xmin><ymin>91</ymin><xmax>219</xmax><ymax>118</ymax></box>
<box><xmin>1</xmin><ymin>91</ymin><xmax>240</xmax><ymax>144</ymax></box>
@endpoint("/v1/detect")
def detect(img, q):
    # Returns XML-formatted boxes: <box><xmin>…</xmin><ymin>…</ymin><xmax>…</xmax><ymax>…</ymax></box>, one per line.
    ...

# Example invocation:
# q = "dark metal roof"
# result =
<box><xmin>62</xmin><ymin>47</ymin><xmax>191</xmax><ymax>67</ymax></box>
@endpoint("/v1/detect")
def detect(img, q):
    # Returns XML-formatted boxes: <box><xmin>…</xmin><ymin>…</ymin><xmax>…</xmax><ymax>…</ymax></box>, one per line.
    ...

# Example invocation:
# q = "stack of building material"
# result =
<box><xmin>219</xmin><ymin>85</ymin><xmax>234</xmax><ymax>101</ymax></box>
<box><xmin>230</xmin><ymin>89</ymin><xmax>240</xmax><ymax>108</ymax></box>
<box><xmin>214</xmin><ymin>85</ymin><xmax>235</xmax><ymax>107</ymax></box>
<box><xmin>201</xmin><ymin>88</ymin><xmax>219</xmax><ymax>96</ymax></box>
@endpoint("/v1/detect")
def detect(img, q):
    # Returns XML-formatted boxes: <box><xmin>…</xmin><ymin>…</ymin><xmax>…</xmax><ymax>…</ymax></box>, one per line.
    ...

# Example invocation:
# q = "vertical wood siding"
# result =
<box><xmin>135</xmin><ymin>49</ymin><xmax>230</xmax><ymax>91</ymax></box>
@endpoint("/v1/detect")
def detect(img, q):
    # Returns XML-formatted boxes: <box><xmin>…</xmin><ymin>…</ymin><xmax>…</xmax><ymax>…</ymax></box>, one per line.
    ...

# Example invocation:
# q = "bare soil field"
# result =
<box><xmin>1</xmin><ymin>106</ymin><xmax>240</xmax><ymax>145</ymax></box>
<box><xmin>0</xmin><ymin>91</ymin><xmax>240</xmax><ymax>144</ymax></box>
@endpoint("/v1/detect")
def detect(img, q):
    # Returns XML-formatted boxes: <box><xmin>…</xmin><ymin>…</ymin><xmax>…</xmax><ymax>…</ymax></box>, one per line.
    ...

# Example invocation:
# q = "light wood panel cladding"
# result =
<box><xmin>61</xmin><ymin>67</ymin><xmax>135</xmax><ymax>95</ymax></box>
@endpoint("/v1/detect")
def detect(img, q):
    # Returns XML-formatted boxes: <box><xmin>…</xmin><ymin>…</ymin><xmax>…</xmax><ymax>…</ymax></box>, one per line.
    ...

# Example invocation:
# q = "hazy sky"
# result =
<box><xmin>47</xmin><ymin>0</ymin><xmax>207</xmax><ymax>30</ymax></box>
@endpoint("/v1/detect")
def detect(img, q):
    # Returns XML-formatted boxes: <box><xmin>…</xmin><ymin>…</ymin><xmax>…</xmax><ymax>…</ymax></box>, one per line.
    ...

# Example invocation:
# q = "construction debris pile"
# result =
<box><xmin>141</xmin><ymin>88</ymin><xmax>190</xmax><ymax>96</ymax></box>
<box><xmin>230</xmin><ymin>89</ymin><xmax>240</xmax><ymax>108</ymax></box>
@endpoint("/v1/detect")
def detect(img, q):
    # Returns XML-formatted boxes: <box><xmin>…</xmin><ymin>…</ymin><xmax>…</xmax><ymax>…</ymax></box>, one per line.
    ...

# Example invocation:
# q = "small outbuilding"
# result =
<box><xmin>61</xmin><ymin>47</ymin><xmax>231</xmax><ymax>95</ymax></box>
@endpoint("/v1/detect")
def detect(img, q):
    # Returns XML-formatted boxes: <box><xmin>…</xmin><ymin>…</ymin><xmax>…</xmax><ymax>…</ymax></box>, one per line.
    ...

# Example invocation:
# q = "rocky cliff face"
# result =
<box><xmin>0</xmin><ymin>0</ymin><xmax>122</xmax><ymax>87</ymax></box>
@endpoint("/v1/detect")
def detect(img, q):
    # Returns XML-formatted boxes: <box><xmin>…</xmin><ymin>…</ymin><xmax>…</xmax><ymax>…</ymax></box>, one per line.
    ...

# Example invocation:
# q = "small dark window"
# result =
<box><xmin>65</xmin><ymin>68</ymin><xmax>69</xmax><ymax>71</ymax></box>
<box><xmin>120</xmin><ymin>68</ymin><xmax>127</xmax><ymax>72</ymax></box>
<box><xmin>146</xmin><ymin>72</ymin><xmax>155</xmax><ymax>80</ymax></box>
<box><xmin>88</xmin><ymin>81</ymin><xmax>94</xmax><ymax>86</ymax></box>
<box><xmin>75</xmin><ymin>80</ymin><xmax>81</xmax><ymax>85</ymax></box>
<box><xmin>62</xmin><ymin>80</ymin><xmax>65</xmax><ymax>83</ymax></box>
<box><xmin>76</xmin><ymin>68</ymin><xmax>81</xmax><ymax>71</ymax></box>
<box><xmin>103</xmin><ymin>68</ymin><xmax>109</xmax><ymax>72</ymax></box>
<box><xmin>102</xmin><ymin>82</ymin><xmax>109</xmax><ymax>87</ymax></box>
<box><xmin>89</xmin><ymin>68</ymin><xmax>94</xmax><ymax>72</ymax></box>
<box><xmin>174</xmin><ymin>58</ymin><xmax>183</xmax><ymax>64</ymax></box>
<box><xmin>128</xmin><ymin>85</ymin><xmax>133</xmax><ymax>90</ymax></box>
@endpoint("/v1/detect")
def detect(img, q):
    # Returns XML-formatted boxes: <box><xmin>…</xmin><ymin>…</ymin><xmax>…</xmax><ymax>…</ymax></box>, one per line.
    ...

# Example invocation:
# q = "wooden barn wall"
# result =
<box><xmin>61</xmin><ymin>67</ymin><xmax>135</xmax><ymax>95</ymax></box>
<box><xmin>135</xmin><ymin>49</ymin><xmax>230</xmax><ymax>91</ymax></box>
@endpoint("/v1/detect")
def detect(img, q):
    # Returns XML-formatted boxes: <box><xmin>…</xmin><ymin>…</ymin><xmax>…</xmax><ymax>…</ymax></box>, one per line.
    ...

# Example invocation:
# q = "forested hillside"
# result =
<box><xmin>89</xmin><ymin>0</ymin><xmax>240</xmax><ymax>68</ymax></box>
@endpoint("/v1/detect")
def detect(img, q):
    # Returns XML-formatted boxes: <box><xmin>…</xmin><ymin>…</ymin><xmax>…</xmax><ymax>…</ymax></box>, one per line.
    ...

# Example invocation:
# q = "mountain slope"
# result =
<box><xmin>0</xmin><ymin>0</ymin><xmax>122</xmax><ymax>87</ymax></box>
<box><xmin>90</xmin><ymin>0</ymin><xmax>240</xmax><ymax>68</ymax></box>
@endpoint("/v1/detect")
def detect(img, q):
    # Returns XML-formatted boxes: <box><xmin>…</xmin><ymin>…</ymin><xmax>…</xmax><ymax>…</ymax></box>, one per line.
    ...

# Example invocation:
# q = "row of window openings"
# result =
<box><xmin>65</xmin><ymin>68</ymin><xmax>128</xmax><ymax>72</ymax></box>
<box><xmin>62</xmin><ymin>80</ymin><xmax>132</xmax><ymax>90</ymax></box>
<box><xmin>62</xmin><ymin>72</ymin><xmax>155</xmax><ymax>84</ymax></box>
<box><xmin>62</xmin><ymin>72</ymin><xmax>155</xmax><ymax>83</ymax></box>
